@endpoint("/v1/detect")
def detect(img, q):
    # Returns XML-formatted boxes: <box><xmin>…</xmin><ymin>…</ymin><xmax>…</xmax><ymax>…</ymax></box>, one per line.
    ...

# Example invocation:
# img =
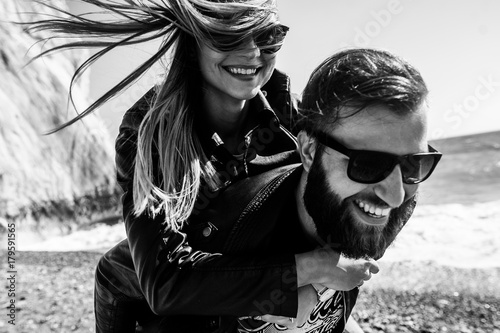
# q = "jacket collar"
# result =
<box><xmin>262</xmin><ymin>68</ymin><xmax>292</xmax><ymax>96</ymax></box>
<box><xmin>196</xmin><ymin>82</ymin><xmax>287</xmax><ymax>157</ymax></box>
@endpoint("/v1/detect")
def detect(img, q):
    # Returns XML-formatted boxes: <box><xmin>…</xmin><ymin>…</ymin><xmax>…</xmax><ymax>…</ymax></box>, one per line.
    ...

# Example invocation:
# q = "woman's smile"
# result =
<box><xmin>224</xmin><ymin>66</ymin><xmax>261</xmax><ymax>77</ymax></box>
<box><xmin>199</xmin><ymin>41</ymin><xmax>276</xmax><ymax>101</ymax></box>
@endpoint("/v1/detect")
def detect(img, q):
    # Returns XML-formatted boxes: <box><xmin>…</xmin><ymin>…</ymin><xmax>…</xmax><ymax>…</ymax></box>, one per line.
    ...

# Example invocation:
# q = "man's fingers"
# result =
<box><xmin>258</xmin><ymin>315</ymin><xmax>296</xmax><ymax>328</ymax></box>
<box><xmin>367</xmin><ymin>259</ymin><xmax>380</xmax><ymax>274</ymax></box>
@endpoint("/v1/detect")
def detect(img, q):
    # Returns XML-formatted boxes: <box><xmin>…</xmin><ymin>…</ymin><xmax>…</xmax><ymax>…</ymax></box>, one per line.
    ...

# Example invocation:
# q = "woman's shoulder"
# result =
<box><xmin>126</xmin><ymin>87</ymin><xmax>157</xmax><ymax>117</ymax></box>
<box><xmin>119</xmin><ymin>87</ymin><xmax>158</xmax><ymax>131</ymax></box>
<box><xmin>263</xmin><ymin>68</ymin><xmax>291</xmax><ymax>94</ymax></box>
<box><xmin>263</xmin><ymin>69</ymin><xmax>301</xmax><ymax>134</ymax></box>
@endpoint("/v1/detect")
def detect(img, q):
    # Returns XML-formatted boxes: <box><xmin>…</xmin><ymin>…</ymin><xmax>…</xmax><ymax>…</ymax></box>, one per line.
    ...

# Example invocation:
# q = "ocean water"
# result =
<box><xmin>420</xmin><ymin>130</ymin><xmax>500</xmax><ymax>206</ymax></box>
<box><xmin>382</xmin><ymin>200</ymin><xmax>500</xmax><ymax>268</ymax></box>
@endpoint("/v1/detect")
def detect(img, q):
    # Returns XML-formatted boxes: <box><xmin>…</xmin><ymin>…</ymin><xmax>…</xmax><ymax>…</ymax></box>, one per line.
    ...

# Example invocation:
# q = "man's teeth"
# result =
<box><xmin>357</xmin><ymin>201</ymin><xmax>390</xmax><ymax>217</ymax></box>
<box><xmin>227</xmin><ymin>67</ymin><xmax>257</xmax><ymax>75</ymax></box>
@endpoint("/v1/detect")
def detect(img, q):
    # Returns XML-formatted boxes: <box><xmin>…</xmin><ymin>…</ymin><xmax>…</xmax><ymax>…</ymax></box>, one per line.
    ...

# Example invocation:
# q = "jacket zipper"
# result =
<box><xmin>241</xmin><ymin>122</ymin><xmax>260</xmax><ymax>177</ymax></box>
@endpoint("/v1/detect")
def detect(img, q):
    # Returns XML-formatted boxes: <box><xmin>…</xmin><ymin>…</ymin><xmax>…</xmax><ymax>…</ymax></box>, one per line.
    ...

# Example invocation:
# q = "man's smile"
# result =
<box><xmin>353</xmin><ymin>199</ymin><xmax>391</xmax><ymax>226</ymax></box>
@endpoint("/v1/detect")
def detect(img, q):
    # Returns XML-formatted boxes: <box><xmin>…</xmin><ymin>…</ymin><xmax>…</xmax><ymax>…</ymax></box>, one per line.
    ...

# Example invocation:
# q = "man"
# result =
<box><xmin>180</xmin><ymin>47</ymin><xmax>441</xmax><ymax>332</ymax></box>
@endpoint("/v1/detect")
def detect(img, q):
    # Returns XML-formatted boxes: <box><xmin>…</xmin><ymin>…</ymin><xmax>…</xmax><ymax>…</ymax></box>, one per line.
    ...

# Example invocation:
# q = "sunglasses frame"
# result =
<box><xmin>315</xmin><ymin>132</ymin><xmax>442</xmax><ymax>184</ymax></box>
<box><xmin>209</xmin><ymin>24</ymin><xmax>289</xmax><ymax>54</ymax></box>
<box><xmin>254</xmin><ymin>24</ymin><xmax>289</xmax><ymax>54</ymax></box>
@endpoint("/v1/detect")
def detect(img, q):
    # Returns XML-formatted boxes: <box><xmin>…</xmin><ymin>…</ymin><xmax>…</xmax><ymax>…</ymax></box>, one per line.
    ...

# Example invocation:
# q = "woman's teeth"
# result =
<box><xmin>227</xmin><ymin>67</ymin><xmax>257</xmax><ymax>75</ymax></box>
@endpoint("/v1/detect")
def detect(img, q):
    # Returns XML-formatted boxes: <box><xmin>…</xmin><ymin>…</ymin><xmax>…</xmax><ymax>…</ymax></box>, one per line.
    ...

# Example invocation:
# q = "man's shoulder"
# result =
<box><xmin>242</xmin><ymin>163</ymin><xmax>301</xmax><ymax>196</ymax></box>
<box><xmin>220</xmin><ymin>164</ymin><xmax>302</xmax><ymax>253</ymax></box>
<box><xmin>202</xmin><ymin>163</ymin><xmax>302</xmax><ymax>222</ymax></box>
<box><xmin>188</xmin><ymin>164</ymin><xmax>302</xmax><ymax>253</ymax></box>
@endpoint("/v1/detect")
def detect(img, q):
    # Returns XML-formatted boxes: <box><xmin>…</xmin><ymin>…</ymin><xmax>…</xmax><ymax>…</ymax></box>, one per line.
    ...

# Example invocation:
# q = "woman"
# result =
<box><xmin>27</xmin><ymin>0</ymin><xmax>373</xmax><ymax>331</ymax></box>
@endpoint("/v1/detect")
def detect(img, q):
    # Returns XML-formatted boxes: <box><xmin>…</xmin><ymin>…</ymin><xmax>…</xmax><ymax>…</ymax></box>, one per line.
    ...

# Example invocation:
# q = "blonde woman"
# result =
<box><xmin>27</xmin><ymin>1</ymin><xmax>375</xmax><ymax>331</ymax></box>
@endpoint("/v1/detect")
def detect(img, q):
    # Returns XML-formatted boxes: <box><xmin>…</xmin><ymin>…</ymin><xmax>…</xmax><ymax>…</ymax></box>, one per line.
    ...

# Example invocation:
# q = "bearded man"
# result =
<box><xmin>206</xmin><ymin>47</ymin><xmax>440</xmax><ymax>333</ymax></box>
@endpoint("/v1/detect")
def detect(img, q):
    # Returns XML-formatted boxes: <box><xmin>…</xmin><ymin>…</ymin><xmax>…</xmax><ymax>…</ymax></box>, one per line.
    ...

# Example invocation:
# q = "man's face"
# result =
<box><xmin>302</xmin><ymin>104</ymin><xmax>428</xmax><ymax>259</ymax></box>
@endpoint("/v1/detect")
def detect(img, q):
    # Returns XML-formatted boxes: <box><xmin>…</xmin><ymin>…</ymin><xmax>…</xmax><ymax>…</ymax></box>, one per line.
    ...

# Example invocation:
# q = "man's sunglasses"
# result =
<box><xmin>210</xmin><ymin>24</ymin><xmax>289</xmax><ymax>54</ymax></box>
<box><xmin>315</xmin><ymin>132</ymin><xmax>442</xmax><ymax>185</ymax></box>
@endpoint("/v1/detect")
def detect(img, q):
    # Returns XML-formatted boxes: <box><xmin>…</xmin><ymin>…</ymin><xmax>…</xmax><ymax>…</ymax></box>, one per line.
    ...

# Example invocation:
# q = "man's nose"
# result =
<box><xmin>373</xmin><ymin>165</ymin><xmax>407</xmax><ymax>208</ymax></box>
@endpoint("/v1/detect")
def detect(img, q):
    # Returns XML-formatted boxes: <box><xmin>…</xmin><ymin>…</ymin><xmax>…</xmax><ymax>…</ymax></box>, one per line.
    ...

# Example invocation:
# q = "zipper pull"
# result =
<box><xmin>243</xmin><ymin>135</ymin><xmax>252</xmax><ymax>176</ymax></box>
<box><xmin>212</xmin><ymin>132</ymin><xmax>239</xmax><ymax>178</ymax></box>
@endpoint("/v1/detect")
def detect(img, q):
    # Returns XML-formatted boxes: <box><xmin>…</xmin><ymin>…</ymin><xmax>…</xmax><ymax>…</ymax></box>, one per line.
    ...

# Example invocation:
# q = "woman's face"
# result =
<box><xmin>198</xmin><ymin>39</ymin><xmax>277</xmax><ymax>104</ymax></box>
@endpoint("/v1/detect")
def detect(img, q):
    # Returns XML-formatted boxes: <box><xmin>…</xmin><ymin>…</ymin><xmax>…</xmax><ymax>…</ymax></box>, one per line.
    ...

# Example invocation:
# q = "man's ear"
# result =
<box><xmin>297</xmin><ymin>130</ymin><xmax>317</xmax><ymax>173</ymax></box>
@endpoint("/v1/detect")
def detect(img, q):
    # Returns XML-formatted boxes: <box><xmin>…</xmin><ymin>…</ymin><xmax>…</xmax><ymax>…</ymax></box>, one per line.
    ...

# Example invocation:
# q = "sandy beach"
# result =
<box><xmin>0</xmin><ymin>199</ymin><xmax>498</xmax><ymax>332</ymax></box>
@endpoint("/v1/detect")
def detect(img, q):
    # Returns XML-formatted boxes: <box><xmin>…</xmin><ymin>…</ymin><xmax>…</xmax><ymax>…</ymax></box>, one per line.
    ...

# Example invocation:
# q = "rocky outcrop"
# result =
<box><xmin>0</xmin><ymin>0</ymin><xmax>119</xmax><ymax>232</ymax></box>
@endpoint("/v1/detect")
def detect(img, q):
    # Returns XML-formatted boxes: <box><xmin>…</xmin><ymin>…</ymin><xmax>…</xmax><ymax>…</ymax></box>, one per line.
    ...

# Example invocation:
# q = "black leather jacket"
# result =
<box><xmin>186</xmin><ymin>164</ymin><xmax>359</xmax><ymax>333</ymax></box>
<box><xmin>97</xmin><ymin>69</ymin><xmax>304</xmax><ymax>321</ymax></box>
<box><xmin>137</xmin><ymin>164</ymin><xmax>358</xmax><ymax>332</ymax></box>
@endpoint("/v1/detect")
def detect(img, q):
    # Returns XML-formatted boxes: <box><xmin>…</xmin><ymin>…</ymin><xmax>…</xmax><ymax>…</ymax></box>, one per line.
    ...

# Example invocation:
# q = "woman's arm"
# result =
<box><xmin>126</xmin><ymin>208</ymin><xmax>299</xmax><ymax>317</ymax></box>
<box><xmin>116</xmin><ymin>114</ymin><xmax>298</xmax><ymax>317</ymax></box>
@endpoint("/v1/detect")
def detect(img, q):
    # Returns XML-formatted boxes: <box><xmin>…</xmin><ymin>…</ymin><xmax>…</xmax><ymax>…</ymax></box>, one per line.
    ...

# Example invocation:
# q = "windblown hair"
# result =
<box><xmin>25</xmin><ymin>0</ymin><xmax>280</xmax><ymax>230</ymax></box>
<box><xmin>298</xmin><ymin>48</ymin><xmax>429</xmax><ymax>136</ymax></box>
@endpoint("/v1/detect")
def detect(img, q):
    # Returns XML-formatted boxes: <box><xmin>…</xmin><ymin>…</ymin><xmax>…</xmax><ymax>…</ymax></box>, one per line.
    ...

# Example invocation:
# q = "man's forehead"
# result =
<box><xmin>326</xmin><ymin>104</ymin><xmax>428</xmax><ymax>154</ymax></box>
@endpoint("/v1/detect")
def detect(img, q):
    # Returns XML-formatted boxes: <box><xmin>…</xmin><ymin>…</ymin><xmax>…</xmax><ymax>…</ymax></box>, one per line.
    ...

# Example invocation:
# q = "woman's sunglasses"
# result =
<box><xmin>210</xmin><ymin>24</ymin><xmax>289</xmax><ymax>54</ymax></box>
<box><xmin>253</xmin><ymin>24</ymin><xmax>289</xmax><ymax>54</ymax></box>
<box><xmin>315</xmin><ymin>132</ymin><xmax>442</xmax><ymax>185</ymax></box>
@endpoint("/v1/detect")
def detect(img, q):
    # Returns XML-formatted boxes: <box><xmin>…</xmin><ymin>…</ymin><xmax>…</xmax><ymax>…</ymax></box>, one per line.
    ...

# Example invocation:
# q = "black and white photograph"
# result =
<box><xmin>1</xmin><ymin>1</ymin><xmax>499</xmax><ymax>332</ymax></box>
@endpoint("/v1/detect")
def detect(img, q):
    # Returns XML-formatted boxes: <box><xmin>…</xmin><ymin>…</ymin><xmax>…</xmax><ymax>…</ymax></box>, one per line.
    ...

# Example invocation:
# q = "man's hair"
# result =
<box><xmin>25</xmin><ymin>0</ymin><xmax>280</xmax><ymax>230</ymax></box>
<box><xmin>298</xmin><ymin>48</ymin><xmax>428</xmax><ymax>136</ymax></box>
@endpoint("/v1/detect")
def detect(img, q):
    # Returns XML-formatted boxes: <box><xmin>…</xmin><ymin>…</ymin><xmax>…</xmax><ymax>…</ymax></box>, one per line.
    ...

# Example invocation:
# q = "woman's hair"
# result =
<box><xmin>26</xmin><ymin>0</ymin><xmax>280</xmax><ymax>230</ymax></box>
<box><xmin>299</xmin><ymin>48</ymin><xmax>428</xmax><ymax>136</ymax></box>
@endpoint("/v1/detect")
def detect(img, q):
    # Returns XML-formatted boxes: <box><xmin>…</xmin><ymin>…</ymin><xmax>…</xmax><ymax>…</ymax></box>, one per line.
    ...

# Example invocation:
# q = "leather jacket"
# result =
<box><xmin>96</xmin><ymin>69</ymin><xmax>303</xmax><ymax>322</ymax></box>
<box><xmin>143</xmin><ymin>164</ymin><xmax>359</xmax><ymax>332</ymax></box>
<box><xmin>186</xmin><ymin>164</ymin><xmax>360</xmax><ymax>333</ymax></box>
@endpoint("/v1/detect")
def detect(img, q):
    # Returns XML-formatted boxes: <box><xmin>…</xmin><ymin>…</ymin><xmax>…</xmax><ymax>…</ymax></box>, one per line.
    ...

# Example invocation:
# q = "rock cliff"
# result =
<box><xmin>0</xmin><ymin>0</ymin><xmax>119</xmax><ymax>233</ymax></box>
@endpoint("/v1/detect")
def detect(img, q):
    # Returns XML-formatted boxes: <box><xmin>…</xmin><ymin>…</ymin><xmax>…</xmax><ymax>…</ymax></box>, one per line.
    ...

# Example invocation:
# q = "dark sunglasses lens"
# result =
<box><xmin>400</xmin><ymin>154</ymin><xmax>438</xmax><ymax>184</ymax></box>
<box><xmin>210</xmin><ymin>25</ymin><xmax>288</xmax><ymax>53</ymax></box>
<box><xmin>255</xmin><ymin>25</ymin><xmax>288</xmax><ymax>53</ymax></box>
<box><xmin>209</xmin><ymin>33</ymin><xmax>240</xmax><ymax>51</ymax></box>
<box><xmin>349</xmin><ymin>152</ymin><xmax>396</xmax><ymax>183</ymax></box>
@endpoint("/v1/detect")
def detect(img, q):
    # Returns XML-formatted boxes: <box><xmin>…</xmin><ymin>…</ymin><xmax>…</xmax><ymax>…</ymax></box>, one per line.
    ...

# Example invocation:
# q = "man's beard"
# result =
<box><xmin>303</xmin><ymin>151</ymin><xmax>417</xmax><ymax>260</ymax></box>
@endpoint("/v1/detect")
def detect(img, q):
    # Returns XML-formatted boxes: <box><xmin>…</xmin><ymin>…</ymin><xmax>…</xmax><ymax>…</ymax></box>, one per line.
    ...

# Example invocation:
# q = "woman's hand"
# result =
<box><xmin>257</xmin><ymin>285</ymin><xmax>318</xmax><ymax>329</ymax></box>
<box><xmin>295</xmin><ymin>247</ymin><xmax>379</xmax><ymax>291</ymax></box>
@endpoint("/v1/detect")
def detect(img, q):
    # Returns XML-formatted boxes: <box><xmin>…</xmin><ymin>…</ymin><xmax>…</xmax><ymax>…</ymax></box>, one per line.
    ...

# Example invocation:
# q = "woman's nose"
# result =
<box><xmin>237</xmin><ymin>38</ymin><xmax>261</xmax><ymax>58</ymax></box>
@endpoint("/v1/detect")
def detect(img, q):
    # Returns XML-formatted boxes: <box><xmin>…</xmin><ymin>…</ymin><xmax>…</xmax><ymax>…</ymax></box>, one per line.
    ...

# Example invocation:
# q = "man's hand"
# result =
<box><xmin>296</xmin><ymin>247</ymin><xmax>379</xmax><ymax>290</ymax></box>
<box><xmin>326</xmin><ymin>254</ymin><xmax>379</xmax><ymax>289</ymax></box>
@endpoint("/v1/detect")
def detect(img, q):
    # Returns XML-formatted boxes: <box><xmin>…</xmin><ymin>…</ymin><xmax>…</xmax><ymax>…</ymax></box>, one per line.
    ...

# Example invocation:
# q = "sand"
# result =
<box><xmin>4</xmin><ymin>200</ymin><xmax>500</xmax><ymax>332</ymax></box>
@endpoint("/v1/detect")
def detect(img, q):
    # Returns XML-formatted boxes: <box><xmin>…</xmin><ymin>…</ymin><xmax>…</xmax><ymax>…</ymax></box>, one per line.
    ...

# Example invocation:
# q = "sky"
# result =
<box><xmin>67</xmin><ymin>0</ymin><xmax>500</xmax><ymax>141</ymax></box>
